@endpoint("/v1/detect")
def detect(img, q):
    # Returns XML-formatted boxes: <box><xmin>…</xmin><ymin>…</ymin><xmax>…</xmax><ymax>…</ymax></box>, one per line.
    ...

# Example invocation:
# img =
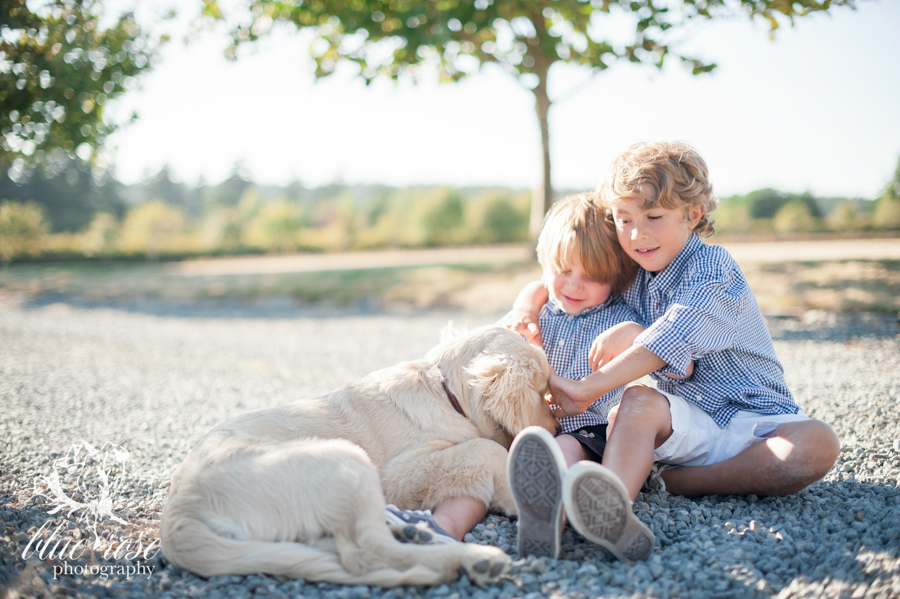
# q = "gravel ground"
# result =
<box><xmin>1</xmin><ymin>297</ymin><xmax>898</xmax><ymax>599</ymax></box>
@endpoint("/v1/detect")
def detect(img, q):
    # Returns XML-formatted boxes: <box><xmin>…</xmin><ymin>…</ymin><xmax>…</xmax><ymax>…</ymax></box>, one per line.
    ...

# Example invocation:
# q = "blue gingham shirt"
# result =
<box><xmin>539</xmin><ymin>295</ymin><xmax>640</xmax><ymax>433</ymax></box>
<box><xmin>623</xmin><ymin>234</ymin><xmax>799</xmax><ymax>427</ymax></box>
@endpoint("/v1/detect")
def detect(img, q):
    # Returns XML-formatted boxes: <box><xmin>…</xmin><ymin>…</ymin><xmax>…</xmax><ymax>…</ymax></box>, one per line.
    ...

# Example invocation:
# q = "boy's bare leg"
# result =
<box><xmin>661</xmin><ymin>419</ymin><xmax>840</xmax><ymax>498</ymax></box>
<box><xmin>556</xmin><ymin>434</ymin><xmax>586</xmax><ymax>467</ymax></box>
<box><xmin>431</xmin><ymin>496</ymin><xmax>488</xmax><ymax>541</ymax></box>
<box><xmin>600</xmin><ymin>385</ymin><xmax>674</xmax><ymax>500</ymax></box>
<box><xmin>562</xmin><ymin>390</ymin><xmax>663</xmax><ymax>560</ymax></box>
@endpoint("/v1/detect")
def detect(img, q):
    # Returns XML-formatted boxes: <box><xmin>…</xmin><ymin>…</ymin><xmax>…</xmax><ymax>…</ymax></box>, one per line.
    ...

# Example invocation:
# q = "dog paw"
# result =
<box><xmin>390</xmin><ymin>523</ymin><xmax>437</xmax><ymax>545</ymax></box>
<box><xmin>460</xmin><ymin>545</ymin><xmax>510</xmax><ymax>586</ymax></box>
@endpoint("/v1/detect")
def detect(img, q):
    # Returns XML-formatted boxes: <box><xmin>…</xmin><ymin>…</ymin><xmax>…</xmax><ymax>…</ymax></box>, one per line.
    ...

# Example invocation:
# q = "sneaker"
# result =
<box><xmin>563</xmin><ymin>462</ymin><xmax>655</xmax><ymax>561</ymax></box>
<box><xmin>641</xmin><ymin>462</ymin><xmax>675</xmax><ymax>494</ymax></box>
<box><xmin>507</xmin><ymin>426</ymin><xmax>567</xmax><ymax>559</ymax></box>
<box><xmin>384</xmin><ymin>505</ymin><xmax>459</xmax><ymax>544</ymax></box>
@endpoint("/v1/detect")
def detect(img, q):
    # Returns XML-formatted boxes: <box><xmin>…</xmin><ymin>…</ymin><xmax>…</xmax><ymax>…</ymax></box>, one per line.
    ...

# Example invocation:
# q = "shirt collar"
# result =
<box><xmin>547</xmin><ymin>294</ymin><xmax>618</xmax><ymax>318</ymax></box>
<box><xmin>644</xmin><ymin>233</ymin><xmax>703</xmax><ymax>292</ymax></box>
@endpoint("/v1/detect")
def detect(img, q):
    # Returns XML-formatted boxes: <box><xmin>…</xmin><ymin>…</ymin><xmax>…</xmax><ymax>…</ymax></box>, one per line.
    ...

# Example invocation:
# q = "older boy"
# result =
<box><xmin>508</xmin><ymin>141</ymin><xmax>840</xmax><ymax>561</ymax></box>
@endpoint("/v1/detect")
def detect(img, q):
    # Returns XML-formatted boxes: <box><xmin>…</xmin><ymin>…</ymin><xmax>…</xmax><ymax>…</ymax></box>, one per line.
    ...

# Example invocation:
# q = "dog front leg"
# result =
<box><xmin>381</xmin><ymin>438</ymin><xmax>516</xmax><ymax>515</ymax></box>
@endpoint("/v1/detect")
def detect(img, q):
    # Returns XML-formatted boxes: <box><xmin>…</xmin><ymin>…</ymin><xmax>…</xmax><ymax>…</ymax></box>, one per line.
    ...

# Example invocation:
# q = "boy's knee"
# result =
<box><xmin>617</xmin><ymin>385</ymin><xmax>672</xmax><ymax>432</ymax></box>
<box><xmin>606</xmin><ymin>405</ymin><xmax>618</xmax><ymax>435</ymax></box>
<box><xmin>556</xmin><ymin>434</ymin><xmax>585</xmax><ymax>466</ymax></box>
<box><xmin>781</xmin><ymin>419</ymin><xmax>840</xmax><ymax>478</ymax></box>
<box><xmin>803</xmin><ymin>420</ymin><xmax>840</xmax><ymax>474</ymax></box>
<box><xmin>619</xmin><ymin>385</ymin><xmax>670</xmax><ymax>417</ymax></box>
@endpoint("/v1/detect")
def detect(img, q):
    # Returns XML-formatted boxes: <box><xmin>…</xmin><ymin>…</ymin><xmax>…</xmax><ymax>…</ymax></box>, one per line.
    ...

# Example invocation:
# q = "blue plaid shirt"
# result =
<box><xmin>623</xmin><ymin>234</ymin><xmax>799</xmax><ymax>427</ymax></box>
<box><xmin>539</xmin><ymin>295</ymin><xmax>640</xmax><ymax>433</ymax></box>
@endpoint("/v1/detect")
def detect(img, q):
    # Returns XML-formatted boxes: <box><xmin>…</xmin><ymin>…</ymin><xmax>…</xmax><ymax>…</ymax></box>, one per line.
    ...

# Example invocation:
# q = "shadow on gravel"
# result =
<box><xmin>548</xmin><ymin>480</ymin><xmax>900</xmax><ymax>598</ymax></box>
<box><xmin>3</xmin><ymin>482</ymin><xmax>898</xmax><ymax>599</ymax></box>
<box><xmin>654</xmin><ymin>481</ymin><xmax>899</xmax><ymax>598</ymax></box>
<box><xmin>0</xmin><ymin>491</ymin><xmax>59</xmax><ymax>591</ymax></box>
<box><xmin>766</xmin><ymin>312</ymin><xmax>899</xmax><ymax>343</ymax></box>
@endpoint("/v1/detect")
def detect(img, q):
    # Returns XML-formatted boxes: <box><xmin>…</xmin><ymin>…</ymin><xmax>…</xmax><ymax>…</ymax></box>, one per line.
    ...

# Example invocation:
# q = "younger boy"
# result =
<box><xmin>506</xmin><ymin>192</ymin><xmax>648</xmax><ymax>560</ymax></box>
<box><xmin>507</xmin><ymin>141</ymin><xmax>840</xmax><ymax>562</ymax></box>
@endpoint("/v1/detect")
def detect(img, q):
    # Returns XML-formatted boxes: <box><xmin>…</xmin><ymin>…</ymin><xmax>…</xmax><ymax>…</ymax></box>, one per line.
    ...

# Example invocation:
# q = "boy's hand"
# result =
<box><xmin>589</xmin><ymin>321</ymin><xmax>645</xmax><ymax>372</ymax></box>
<box><xmin>501</xmin><ymin>309</ymin><xmax>543</xmax><ymax>349</ymax></box>
<box><xmin>503</xmin><ymin>280</ymin><xmax>548</xmax><ymax>349</ymax></box>
<box><xmin>547</xmin><ymin>370</ymin><xmax>594</xmax><ymax>418</ymax></box>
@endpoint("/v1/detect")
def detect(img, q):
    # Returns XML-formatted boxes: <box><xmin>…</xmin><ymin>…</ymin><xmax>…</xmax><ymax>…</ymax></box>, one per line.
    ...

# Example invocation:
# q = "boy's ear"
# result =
<box><xmin>689</xmin><ymin>204</ymin><xmax>704</xmax><ymax>227</ymax></box>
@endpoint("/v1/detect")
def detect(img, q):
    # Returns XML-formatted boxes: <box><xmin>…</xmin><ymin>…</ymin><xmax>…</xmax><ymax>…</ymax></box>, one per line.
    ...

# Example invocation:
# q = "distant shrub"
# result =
<box><xmin>773</xmin><ymin>200</ymin><xmax>819</xmax><ymax>234</ymax></box>
<box><xmin>252</xmin><ymin>201</ymin><xmax>304</xmax><ymax>251</ymax></box>
<box><xmin>119</xmin><ymin>200</ymin><xmax>186</xmax><ymax>260</ymax></box>
<box><xmin>872</xmin><ymin>197</ymin><xmax>900</xmax><ymax>231</ymax></box>
<box><xmin>743</xmin><ymin>189</ymin><xmax>791</xmax><ymax>220</ymax></box>
<box><xmin>827</xmin><ymin>201</ymin><xmax>865</xmax><ymax>232</ymax></box>
<box><xmin>81</xmin><ymin>212</ymin><xmax>120</xmax><ymax>256</ymax></box>
<box><xmin>0</xmin><ymin>200</ymin><xmax>46</xmax><ymax>263</ymax></box>
<box><xmin>712</xmin><ymin>200</ymin><xmax>752</xmax><ymax>235</ymax></box>
<box><xmin>477</xmin><ymin>195</ymin><xmax>528</xmax><ymax>243</ymax></box>
<box><xmin>421</xmin><ymin>190</ymin><xmax>465</xmax><ymax>246</ymax></box>
<box><xmin>203</xmin><ymin>208</ymin><xmax>243</xmax><ymax>252</ymax></box>
<box><xmin>739</xmin><ymin>189</ymin><xmax>821</xmax><ymax>223</ymax></box>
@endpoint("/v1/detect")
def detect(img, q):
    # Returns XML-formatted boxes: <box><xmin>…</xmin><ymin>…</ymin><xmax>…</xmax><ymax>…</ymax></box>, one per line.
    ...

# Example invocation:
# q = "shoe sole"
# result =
<box><xmin>384</xmin><ymin>506</ymin><xmax>458</xmax><ymax>544</ymax></box>
<box><xmin>507</xmin><ymin>426</ymin><xmax>566</xmax><ymax>559</ymax></box>
<box><xmin>563</xmin><ymin>462</ymin><xmax>655</xmax><ymax>561</ymax></box>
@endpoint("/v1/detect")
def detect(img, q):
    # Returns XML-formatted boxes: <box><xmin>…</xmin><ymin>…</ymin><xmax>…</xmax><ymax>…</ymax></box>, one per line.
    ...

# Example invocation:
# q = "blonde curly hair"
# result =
<box><xmin>601</xmin><ymin>141</ymin><xmax>718</xmax><ymax>237</ymax></box>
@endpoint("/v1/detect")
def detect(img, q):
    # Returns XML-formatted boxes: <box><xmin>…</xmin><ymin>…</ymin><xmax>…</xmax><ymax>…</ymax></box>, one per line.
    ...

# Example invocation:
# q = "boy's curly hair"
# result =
<box><xmin>536</xmin><ymin>192</ymin><xmax>638</xmax><ymax>295</ymax></box>
<box><xmin>601</xmin><ymin>141</ymin><xmax>718</xmax><ymax>237</ymax></box>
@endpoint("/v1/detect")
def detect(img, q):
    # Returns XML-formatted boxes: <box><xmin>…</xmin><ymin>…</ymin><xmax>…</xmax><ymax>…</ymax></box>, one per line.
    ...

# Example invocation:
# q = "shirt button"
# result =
<box><xmin>567</xmin><ymin>315</ymin><xmax>574</xmax><ymax>321</ymax></box>
<box><xmin>559</xmin><ymin>340</ymin><xmax>565</xmax><ymax>347</ymax></box>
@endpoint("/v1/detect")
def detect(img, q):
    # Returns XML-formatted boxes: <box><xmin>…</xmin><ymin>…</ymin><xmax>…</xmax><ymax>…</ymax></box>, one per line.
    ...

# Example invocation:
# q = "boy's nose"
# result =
<box><xmin>565</xmin><ymin>276</ymin><xmax>582</xmax><ymax>291</ymax></box>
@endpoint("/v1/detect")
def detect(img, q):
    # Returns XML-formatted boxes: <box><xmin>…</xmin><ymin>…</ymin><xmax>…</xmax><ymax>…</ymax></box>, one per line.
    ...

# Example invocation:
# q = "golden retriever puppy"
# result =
<box><xmin>160</xmin><ymin>325</ymin><xmax>556</xmax><ymax>587</ymax></box>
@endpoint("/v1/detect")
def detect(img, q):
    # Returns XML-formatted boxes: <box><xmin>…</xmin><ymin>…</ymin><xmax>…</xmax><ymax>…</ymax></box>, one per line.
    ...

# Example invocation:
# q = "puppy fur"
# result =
<box><xmin>160</xmin><ymin>325</ymin><xmax>556</xmax><ymax>586</ymax></box>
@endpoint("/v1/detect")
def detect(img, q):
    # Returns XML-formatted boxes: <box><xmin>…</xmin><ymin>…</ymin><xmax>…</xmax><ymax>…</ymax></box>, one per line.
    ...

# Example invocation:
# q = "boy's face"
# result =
<box><xmin>546</xmin><ymin>250</ymin><xmax>611</xmax><ymax>314</ymax></box>
<box><xmin>610</xmin><ymin>191</ymin><xmax>703</xmax><ymax>274</ymax></box>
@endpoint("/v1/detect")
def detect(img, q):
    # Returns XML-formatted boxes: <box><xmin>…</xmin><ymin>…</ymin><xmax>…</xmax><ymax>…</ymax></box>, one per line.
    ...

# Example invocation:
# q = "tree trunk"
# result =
<box><xmin>529</xmin><ymin>73</ymin><xmax>553</xmax><ymax>247</ymax></box>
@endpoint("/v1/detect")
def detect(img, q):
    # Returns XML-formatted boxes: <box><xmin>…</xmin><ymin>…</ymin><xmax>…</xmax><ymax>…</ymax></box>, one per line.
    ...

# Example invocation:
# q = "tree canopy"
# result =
<box><xmin>203</xmin><ymin>0</ymin><xmax>855</xmax><ymax>239</ymax></box>
<box><xmin>1</xmin><ymin>0</ymin><xmax>160</xmax><ymax>176</ymax></box>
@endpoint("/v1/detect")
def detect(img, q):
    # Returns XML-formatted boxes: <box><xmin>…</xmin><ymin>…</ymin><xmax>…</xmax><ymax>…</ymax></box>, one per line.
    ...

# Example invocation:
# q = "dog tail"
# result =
<box><xmin>160</xmin><ymin>515</ymin><xmax>453</xmax><ymax>587</ymax></box>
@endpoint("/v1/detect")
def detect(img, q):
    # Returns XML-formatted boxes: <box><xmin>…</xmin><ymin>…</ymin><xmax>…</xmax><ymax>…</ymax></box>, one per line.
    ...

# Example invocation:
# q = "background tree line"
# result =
<box><xmin>2</xmin><ymin>154</ymin><xmax>899</xmax><ymax>264</ymax></box>
<box><xmin>0</xmin><ymin>162</ymin><xmax>532</xmax><ymax>262</ymax></box>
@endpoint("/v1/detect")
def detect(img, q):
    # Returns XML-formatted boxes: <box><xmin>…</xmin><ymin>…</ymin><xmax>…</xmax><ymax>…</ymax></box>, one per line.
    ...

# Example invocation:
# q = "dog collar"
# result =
<box><xmin>441</xmin><ymin>378</ymin><xmax>466</xmax><ymax>418</ymax></box>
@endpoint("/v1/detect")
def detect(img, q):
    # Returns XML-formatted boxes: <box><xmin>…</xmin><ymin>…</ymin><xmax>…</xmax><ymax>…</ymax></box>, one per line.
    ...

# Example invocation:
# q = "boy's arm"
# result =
<box><xmin>589</xmin><ymin>321</ymin><xmax>646</xmax><ymax>372</ymax></box>
<box><xmin>500</xmin><ymin>280</ymin><xmax>548</xmax><ymax>347</ymax></box>
<box><xmin>638</xmin><ymin>254</ymin><xmax>746</xmax><ymax>378</ymax></box>
<box><xmin>589</xmin><ymin>321</ymin><xmax>695</xmax><ymax>381</ymax></box>
<box><xmin>549</xmin><ymin>343</ymin><xmax>666</xmax><ymax>418</ymax></box>
<box><xmin>590</xmin><ymin>322</ymin><xmax>694</xmax><ymax>379</ymax></box>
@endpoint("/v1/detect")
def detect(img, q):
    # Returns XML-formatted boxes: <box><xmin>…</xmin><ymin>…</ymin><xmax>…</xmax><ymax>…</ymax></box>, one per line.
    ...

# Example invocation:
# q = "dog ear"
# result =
<box><xmin>465</xmin><ymin>347</ymin><xmax>548</xmax><ymax>435</ymax></box>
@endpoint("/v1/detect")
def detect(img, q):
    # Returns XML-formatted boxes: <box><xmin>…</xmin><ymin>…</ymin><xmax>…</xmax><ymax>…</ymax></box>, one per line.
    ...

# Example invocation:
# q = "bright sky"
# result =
<box><xmin>105</xmin><ymin>1</ymin><xmax>900</xmax><ymax>199</ymax></box>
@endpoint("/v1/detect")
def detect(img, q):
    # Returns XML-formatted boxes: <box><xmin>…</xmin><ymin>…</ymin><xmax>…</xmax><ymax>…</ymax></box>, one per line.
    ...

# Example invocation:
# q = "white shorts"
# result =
<box><xmin>652</xmin><ymin>390</ymin><xmax>808</xmax><ymax>467</ymax></box>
